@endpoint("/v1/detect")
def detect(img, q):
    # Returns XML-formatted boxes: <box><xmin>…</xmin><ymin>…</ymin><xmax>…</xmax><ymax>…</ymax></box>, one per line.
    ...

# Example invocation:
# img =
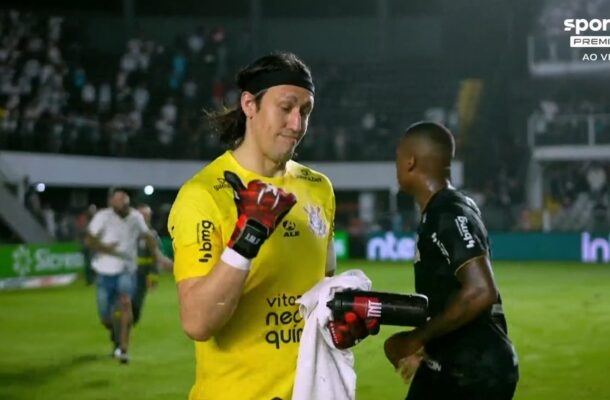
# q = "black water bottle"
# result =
<box><xmin>327</xmin><ymin>290</ymin><xmax>429</xmax><ymax>327</ymax></box>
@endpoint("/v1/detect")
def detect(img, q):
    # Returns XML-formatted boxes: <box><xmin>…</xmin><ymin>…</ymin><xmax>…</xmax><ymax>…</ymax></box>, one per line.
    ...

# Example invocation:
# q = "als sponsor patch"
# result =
<box><xmin>282</xmin><ymin>219</ymin><xmax>300</xmax><ymax>237</ymax></box>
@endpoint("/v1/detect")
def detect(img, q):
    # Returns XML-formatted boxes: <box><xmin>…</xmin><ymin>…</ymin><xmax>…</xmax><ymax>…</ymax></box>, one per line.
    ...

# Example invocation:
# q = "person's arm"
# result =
<box><xmin>143</xmin><ymin>231</ymin><xmax>160</xmax><ymax>266</ymax></box>
<box><xmin>408</xmin><ymin>256</ymin><xmax>497</xmax><ymax>347</ymax></box>
<box><xmin>385</xmin><ymin>211</ymin><xmax>497</xmax><ymax>369</ymax></box>
<box><xmin>84</xmin><ymin>231</ymin><xmax>126</xmax><ymax>259</ymax></box>
<box><xmin>154</xmin><ymin>248</ymin><xmax>173</xmax><ymax>270</ymax></box>
<box><xmin>84</xmin><ymin>210</ymin><xmax>123</xmax><ymax>257</ymax></box>
<box><xmin>385</xmin><ymin>256</ymin><xmax>497</xmax><ymax>372</ymax></box>
<box><xmin>149</xmin><ymin>232</ymin><xmax>173</xmax><ymax>272</ymax></box>
<box><xmin>177</xmin><ymin>262</ymin><xmax>249</xmax><ymax>341</ymax></box>
<box><xmin>133</xmin><ymin>212</ymin><xmax>160</xmax><ymax>267</ymax></box>
<box><xmin>169</xmin><ymin>187</ymin><xmax>234</xmax><ymax>340</ymax></box>
<box><xmin>140</xmin><ymin>233</ymin><xmax>163</xmax><ymax>289</ymax></box>
<box><xmin>172</xmin><ymin>172</ymin><xmax>296</xmax><ymax>341</ymax></box>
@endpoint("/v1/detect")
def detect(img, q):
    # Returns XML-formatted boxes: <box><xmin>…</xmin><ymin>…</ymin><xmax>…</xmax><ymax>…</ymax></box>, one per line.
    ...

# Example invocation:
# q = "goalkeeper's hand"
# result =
<box><xmin>223</xmin><ymin>171</ymin><xmax>297</xmax><ymax>260</ymax></box>
<box><xmin>328</xmin><ymin>311</ymin><xmax>380</xmax><ymax>350</ymax></box>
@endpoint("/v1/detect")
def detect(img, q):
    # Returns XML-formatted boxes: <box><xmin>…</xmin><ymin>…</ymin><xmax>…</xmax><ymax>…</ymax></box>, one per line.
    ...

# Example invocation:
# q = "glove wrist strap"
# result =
<box><xmin>221</xmin><ymin>247</ymin><xmax>252</xmax><ymax>271</ymax></box>
<box><xmin>230</xmin><ymin>219</ymin><xmax>268</xmax><ymax>259</ymax></box>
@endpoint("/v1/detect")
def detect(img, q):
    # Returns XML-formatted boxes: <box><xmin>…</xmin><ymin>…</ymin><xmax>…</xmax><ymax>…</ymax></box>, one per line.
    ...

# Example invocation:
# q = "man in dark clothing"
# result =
<box><xmin>132</xmin><ymin>204</ymin><xmax>173</xmax><ymax>324</ymax></box>
<box><xmin>384</xmin><ymin>121</ymin><xmax>519</xmax><ymax>400</ymax></box>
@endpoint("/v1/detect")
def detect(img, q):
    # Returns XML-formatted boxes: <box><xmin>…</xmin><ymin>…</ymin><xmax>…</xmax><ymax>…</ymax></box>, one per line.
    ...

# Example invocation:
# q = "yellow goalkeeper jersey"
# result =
<box><xmin>168</xmin><ymin>151</ymin><xmax>335</xmax><ymax>400</ymax></box>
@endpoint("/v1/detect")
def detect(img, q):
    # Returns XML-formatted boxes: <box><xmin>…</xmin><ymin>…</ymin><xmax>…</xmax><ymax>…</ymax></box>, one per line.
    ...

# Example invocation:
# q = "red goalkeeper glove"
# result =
<box><xmin>328</xmin><ymin>311</ymin><xmax>380</xmax><ymax>350</ymax></box>
<box><xmin>223</xmin><ymin>171</ymin><xmax>297</xmax><ymax>260</ymax></box>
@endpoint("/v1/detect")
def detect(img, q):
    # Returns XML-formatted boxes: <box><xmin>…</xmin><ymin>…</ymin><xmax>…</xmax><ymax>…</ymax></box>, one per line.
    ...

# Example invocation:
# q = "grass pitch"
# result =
<box><xmin>1</xmin><ymin>261</ymin><xmax>610</xmax><ymax>399</ymax></box>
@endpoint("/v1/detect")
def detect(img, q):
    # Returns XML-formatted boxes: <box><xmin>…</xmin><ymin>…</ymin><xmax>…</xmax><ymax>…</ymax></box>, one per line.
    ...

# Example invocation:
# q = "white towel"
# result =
<box><xmin>292</xmin><ymin>269</ymin><xmax>373</xmax><ymax>400</ymax></box>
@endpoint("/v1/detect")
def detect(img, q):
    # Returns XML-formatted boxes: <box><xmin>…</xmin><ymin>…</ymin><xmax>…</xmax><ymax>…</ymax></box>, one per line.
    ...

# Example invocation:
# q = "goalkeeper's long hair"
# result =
<box><xmin>205</xmin><ymin>52</ymin><xmax>313</xmax><ymax>150</ymax></box>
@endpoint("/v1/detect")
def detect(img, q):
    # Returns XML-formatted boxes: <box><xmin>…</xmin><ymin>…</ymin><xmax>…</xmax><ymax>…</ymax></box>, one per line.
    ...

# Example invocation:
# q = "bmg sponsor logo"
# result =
<box><xmin>455</xmin><ymin>216</ymin><xmax>475</xmax><ymax>249</ymax></box>
<box><xmin>197</xmin><ymin>220</ymin><xmax>214</xmax><ymax>263</ymax></box>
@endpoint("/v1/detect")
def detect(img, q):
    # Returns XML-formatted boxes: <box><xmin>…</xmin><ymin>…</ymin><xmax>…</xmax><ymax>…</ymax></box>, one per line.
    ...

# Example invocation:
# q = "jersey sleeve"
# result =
<box><xmin>151</xmin><ymin>230</ymin><xmax>162</xmax><ymax>274</ymax></box>
<box><xmin>87</xmin><ymin>211</ymin><xmax>105</xmax><ymax>236</ymax></box>
<box><xmin>168</xmin><ymin>183</ymin><xmax>224</xmax><ymax>283</ymax></box>
<box><xmin>134</xmin><ymin>211</ymin><xmax>151</xmax><ymax>235</ymax></box>
<box><xmin>436</xmin><ymin>211</ymin><xmax>489</xmax><ymax>273</ymax></box>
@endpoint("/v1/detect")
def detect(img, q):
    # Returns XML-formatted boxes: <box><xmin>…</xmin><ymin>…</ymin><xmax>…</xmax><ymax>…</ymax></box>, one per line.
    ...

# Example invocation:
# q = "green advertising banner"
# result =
<box><xmin>0</xmin><ymin>243</ymin><xmax>85</xmax><ymax>280</ymax></box>
<box><xmin>334</xmin><ymin>230</ymin><xmax>349</xmax><ymax>261</ymax></box>
<box><xmin>487</xmin><ymin>232</ymin><xmax>583</xmax><ymax>261</ymax></box>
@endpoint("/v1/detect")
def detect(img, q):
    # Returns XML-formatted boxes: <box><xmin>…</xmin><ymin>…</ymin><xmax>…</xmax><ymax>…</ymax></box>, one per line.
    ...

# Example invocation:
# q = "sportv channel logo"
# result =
<box><xmin>565</xmin><ymin>18</ymin><xmax>610</xmax><ymax>48</ymax></box>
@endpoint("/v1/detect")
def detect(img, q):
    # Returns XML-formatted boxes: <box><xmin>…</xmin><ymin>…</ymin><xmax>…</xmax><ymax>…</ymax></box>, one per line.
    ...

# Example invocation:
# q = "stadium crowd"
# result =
<box><xmin>529</xmin><ymin>97</ymin><xmax>610</xmax><ymax>146</ymax></box>
<box><xmin>1</xmin><ymin>7</ymin><xmax>609</xmax><ymax>243</ymax></box>
<box><xmin>0</xmin><ymin>9</ymin><xmax>455</xmax><ymax>162</ymax></box>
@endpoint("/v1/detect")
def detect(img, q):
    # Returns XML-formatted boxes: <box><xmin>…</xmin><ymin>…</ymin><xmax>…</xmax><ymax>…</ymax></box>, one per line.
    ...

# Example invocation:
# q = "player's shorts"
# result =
<box><xmin>95</xmin><ymin>271</ymin><xmax>136</xmax><ymax>321</ymax></box>
<box><xmin>405</xmin><ymin>356</ymin><xmax>519</xmax><ymax>400</ymax></box>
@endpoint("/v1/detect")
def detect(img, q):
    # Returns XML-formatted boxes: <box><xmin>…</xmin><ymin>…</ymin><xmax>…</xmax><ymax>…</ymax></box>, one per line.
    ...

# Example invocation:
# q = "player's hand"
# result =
<box><xmin>397</xmin><ymin>352</ymin><xmax>423</xmax><ymax>384</ymax></box>
<box><xmin>328</xmin><ymin>311</ymin><xmax>380</xmax><ymax>349</ymax></box>
<box><xmin>224</xmin><ymin>171</ymin><xmax>297</xmax><ymax>259</ymax></box>
<box><xmin>105</xmin><ymin>242</ymin><xmax>130</xmax><ymax>261</ymax></box>
<box><xmin>104</xmin><ymin>241</ymin><xmax>120</xmax><ymax>256</ymax></box>
<box><xmin>384</xmin><ymin>330</ymin><xmax>425</xmax><ymax>369</ymax></box>
<box><xmin>159</xmin><ymin>254</ymin><xmax>174</xmax><ymax>270</ymax></box>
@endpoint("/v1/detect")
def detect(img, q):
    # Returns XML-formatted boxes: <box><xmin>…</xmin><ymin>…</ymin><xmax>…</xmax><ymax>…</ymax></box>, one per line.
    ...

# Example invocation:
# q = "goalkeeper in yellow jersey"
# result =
<box><xmin>168</xmin><ymin>52</ymin><xmax>377</xmax><ymax>400</ymax></box>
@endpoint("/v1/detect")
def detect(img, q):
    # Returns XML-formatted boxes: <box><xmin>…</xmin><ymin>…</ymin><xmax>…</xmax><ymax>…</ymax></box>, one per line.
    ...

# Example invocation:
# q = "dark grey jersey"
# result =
<box><xmin>415</xmin><ymin>188</ymin><xmax>514</xmax><ymax>369</ymax></box>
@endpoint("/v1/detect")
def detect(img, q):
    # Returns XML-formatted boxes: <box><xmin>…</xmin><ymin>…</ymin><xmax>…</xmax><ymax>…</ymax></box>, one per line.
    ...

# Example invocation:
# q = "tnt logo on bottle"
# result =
<box><xmin>581</xmin><ymin>232</ymin><xmax>610</xmax><ymax>263</ymax></box>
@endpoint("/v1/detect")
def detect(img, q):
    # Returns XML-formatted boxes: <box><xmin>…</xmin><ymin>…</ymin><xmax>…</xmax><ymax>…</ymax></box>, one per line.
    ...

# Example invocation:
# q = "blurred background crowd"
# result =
<box><xmin>1</xmin><ymin>0</ymin><xmax>609</xmax><ymax>245</ymax></box>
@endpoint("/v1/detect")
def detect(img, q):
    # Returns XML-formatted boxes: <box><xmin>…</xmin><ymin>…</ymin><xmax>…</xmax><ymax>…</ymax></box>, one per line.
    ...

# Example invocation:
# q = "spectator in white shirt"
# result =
<box><xmin>85</xmin><ymin>188</ymin><xmax>159</xmax><ymax>364</ymax></box>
